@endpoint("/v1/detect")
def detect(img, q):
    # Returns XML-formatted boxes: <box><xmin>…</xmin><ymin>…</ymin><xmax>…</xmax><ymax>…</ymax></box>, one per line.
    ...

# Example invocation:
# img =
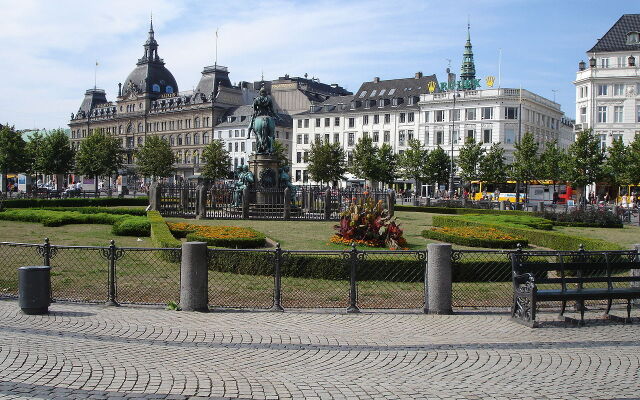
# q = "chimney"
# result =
<box><xmin>118</xmin><ymin>82</ymin><xmax>122</xmax><ymax>97</ymax></box>
<box><xmin>415</xmin><ymin>72</ymin><xmax>423</xmax><ymax>79</ymax></box>
<box><xmin>373</xmin><ymin>77</ymin><xmax>380</xmax><ymax>83</ymax></box>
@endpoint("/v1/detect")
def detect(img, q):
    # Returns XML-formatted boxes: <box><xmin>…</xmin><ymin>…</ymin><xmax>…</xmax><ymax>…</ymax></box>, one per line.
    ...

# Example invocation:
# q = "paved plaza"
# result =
<box><xmin>0</xmin><ymin>300</ymin><xmax>639</xmax><ymax>399</ymax></box>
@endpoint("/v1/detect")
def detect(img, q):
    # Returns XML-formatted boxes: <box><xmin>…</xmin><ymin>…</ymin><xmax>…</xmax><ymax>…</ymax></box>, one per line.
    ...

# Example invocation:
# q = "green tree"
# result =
<box><xmin>25</xmin><ymin>131</ymin><xmax>45</xmax><ymax>178</ymax></box>
<box><xmin>375</xmin><ymin>143</ymin><xmax>397</xmax><ymax>187</ymax></box>
<box><xmin>350</xmin><ymin>136</ymin><xmax>379</xmax><ymax>185</ymax></box>
<box><xmin>135</xmin><ymin>135</ymin><xmax>175</xmax><ymax>181</ymax></box>
<box><xmin>75</xmin><ymin>130</ymin><xmax>124</xmax><ymax>193</ymax></box>
<box><xmin>201</xmin><ymin>139</ymin><xmax>230</xmax><ymax>182</ymax></box>
<box><xmin>424</xmin><ymin>146</ymin><xmax>451</xmax><ymax>193</ymax></box>
<box><xmin>0</xmin><ymin>125</ymin><xmax>28</xmax><ymax>191</ymax></box>
<box><xmin>272</xmin><ymin>140</ymin><xmax>289</xmax><ymax>167</ymax></box>
<box><xmin>398</xmin><ymin>139</ymin><xmax>429</xmax><ymax>191</ymax></box>
<box><xmin>457</xmin><ymin>137</ymin><xmax>485</xmax><ymax>187</ymax></box>
<box><xmin>479</xmin><ymin>143</ymin><xmax>507</xmax><ymax>185</ymax></box>
<box><xmin>628</xmin><ymin>133</ymin><xmax>640</xmax><ymax>185</ymax></box>
<box><xmin>603</xmin><ymin>137</ymin><xmax>629</xmax><ymax>197</ymax></box>
<box><xmin>40</xmin><ymin>129</ymin><xmax>75</xmax><ymax>189</ymax></box>
<box><xmin>307</xmin><ymin>140</ymin><xmax>346</xmax><ymax>185</ymax></box>
<box><xmin>539</xmin><ymin>140</ymin><xmax>565</xmax><ymax>189</ymax></box>
<box><xmin>564</xmin><ymin>129</ymin><xmax>605</xmax><ymax>202</ymax></box>
<box><xmin>511</xmin><ymin>132</ymin><xmax>539</xmax><ymax>202</ymax></box>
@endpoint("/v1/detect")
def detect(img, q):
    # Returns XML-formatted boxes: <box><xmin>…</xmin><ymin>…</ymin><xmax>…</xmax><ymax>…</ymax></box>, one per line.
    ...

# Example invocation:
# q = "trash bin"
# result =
<box><xmin>18</xmin><ymin>266</ymin><xmax>51</xmax><ymax>315</ymax></box>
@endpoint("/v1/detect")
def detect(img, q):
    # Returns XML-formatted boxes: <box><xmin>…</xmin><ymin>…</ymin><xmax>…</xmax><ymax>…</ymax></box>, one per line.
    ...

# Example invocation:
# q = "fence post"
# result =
<box><xmin>197</xmin><ymin>183</ymin><xmax>207</xmax><ymax>219</ymax></box>
<box><xmin>633</xmin><ymin>244</ymin><xmax>640</xmax><ymax>307</ymax></box>
<box><xmin>347</xmin><ymin>243</ymin><xmax>360</xmax><ymax>313</ymax></box>
<box><xmin>425</xmin><ymin>243</ymin><xmax>453</xmax><ymax>314</ymax></box>
<box><xmin>106</xmin><ymin>240</ymin><xmax>120</xmax><ymax>307</ymax></box>
<box><xmin>180</xmin><ymin>242</ymin><xmax>209</xmax><ymax>311</ymax></box>
<box><xmin>271</xmin><ymin>243</ymin><xmax>284</xmax><ymax>311</ymax></box>
<box><xmin>283</xmin><ymin>188</ymin><xmax>291</xmax><ymax>220</ymax></box>
<box><xmin>387</xmin><ymin>189</ymin><xmax>395</xmax><ymax>217</ymax></box>
<box><xmin>242</xmin><ymin>186</ymin><xmax>250</xmax><ymax>219</ymax></box>
<box><xmin>180</xmin><ymin>185</ymin><xmax>189</xmax><ymax>214</ymax></box>
<box><xmin>42</xmin><ymin>238</ymin><xmax>51</xmax><ymax>266</ymax></box>
<box><xmin>148</xmin><ymin>183</ymin><xmax>156</xmax><ymax>210</ymax></box>
<box><xmin>425</xmin><ymin>197</ymin><xmax>431</xmax><ymax>207</ymax></box>
<box><xmin>324</xmin><ymin>188</ymin><xmax>331</xmax><ymax>220</ymax></box>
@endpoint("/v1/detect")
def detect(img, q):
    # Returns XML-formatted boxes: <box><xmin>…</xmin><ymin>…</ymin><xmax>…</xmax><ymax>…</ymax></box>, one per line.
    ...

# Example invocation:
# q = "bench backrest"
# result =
<box><xmin>511</xmin><ymin>250</ymin><xmax>640</xmax><ymax>289</ymax></box>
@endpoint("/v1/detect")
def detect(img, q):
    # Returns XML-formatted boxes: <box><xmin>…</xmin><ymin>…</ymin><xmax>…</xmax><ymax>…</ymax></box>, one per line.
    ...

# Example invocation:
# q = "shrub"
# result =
<box><xmin>395</xmin><ymin>205</ymin><xmax>529</xmax><ymax>216</ymax></box>
<box><xmin>148</xmin><ymin>211</ymin><xmax>181</xmax><ymax>249</ymax></box>
<box><xmin>535</xmin><ymin>208</ymin><xmax>622</xmax><ymax>228</ymax></box>
<box><xmin>0</xmin><ymin>209</ymin><xmax>122</xmax><ymax>226</ymax></box>
<box><xmin>112</xmin><ymin>217</ymin><xmax>151</xmax><ymax>237</ymax></box>
<box><xmin>335</xmin><ymin>197</ymin><xmax>406</xmax><ymax>249</ymax></box>
<box><xmin>422</xmin><ymin>227</ymin><xmax>528</xmax><ymax>249</ymax></box>
<box><xmin>185</xmin><ymin>226</ymin><xmax>266</xmax><ymax>249</ymax></box>
<box><xmin>2</xmin><ymin>197</ymin><xmax>148</xmax><ymax>208</ymax></box>
<box><xmin>431</xmin><ymin>215</ymin><xmax>623</xmax><ymax>251</ymax></box>
<box><xmin>166</xmin><ymin>222</ymin><xmax>197</xmax><ymax>238</ymax></box>
<box><xmin>449</xmin><ymin>214</ymin><xmax>554</xmax><ymax>231</ymax></box>
<box><xmin>39</xmin><ymin>207</ymin><xmax>147</xmax><ymax>216</ymax></box>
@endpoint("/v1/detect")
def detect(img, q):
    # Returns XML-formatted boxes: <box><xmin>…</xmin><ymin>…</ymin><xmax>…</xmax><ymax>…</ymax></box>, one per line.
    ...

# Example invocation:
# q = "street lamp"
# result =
<box><xmin>449</xmin><ymin>90</ymin><xmax>460</xmax><ymax>198</ymax></box>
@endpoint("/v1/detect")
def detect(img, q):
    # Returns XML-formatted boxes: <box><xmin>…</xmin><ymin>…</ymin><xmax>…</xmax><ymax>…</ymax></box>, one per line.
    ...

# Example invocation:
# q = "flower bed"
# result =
<box><xmin>167</xmin><ymin>223</ymin><xmax>266</xmax><ymax>248</ymax></box>
<box><xmin>422</xmin><ymin>226</ymin><xmax>528</xmax><ymax>249</ymax></box>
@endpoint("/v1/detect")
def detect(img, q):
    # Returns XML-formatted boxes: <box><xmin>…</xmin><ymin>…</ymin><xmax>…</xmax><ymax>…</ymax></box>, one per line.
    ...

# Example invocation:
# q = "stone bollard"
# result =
<box><xmin>196</xmin><ymin>184</ymin><xmax>207</xmax><ymax>219</ymax></box>
<box><xmin>539</xmin><ymin>202</ymin><xmax>545</xmax><ymax>212</ymax></box>
<box><xmin>500</xmin><ymin>201</ymin><xmax>506</xmax><ymax>211</ymax></box>
<box><xmin>180</xmin><ymin>242</ymin><xmax>209</xmax><ymax>312</ymax></box>
<box><xmin>633</xmin><ymin>244</ymin><xmax>640</xmax><ymax>307</ymax></box>
<box><xmin>425</xmin><ymin>244</ymin><xmax>453</xmax><ymax>314</ymax></box>
<box><xmin>324</xmin><ymin>188</ymin><xmax>332</xmax><ymax>220</ymax></box>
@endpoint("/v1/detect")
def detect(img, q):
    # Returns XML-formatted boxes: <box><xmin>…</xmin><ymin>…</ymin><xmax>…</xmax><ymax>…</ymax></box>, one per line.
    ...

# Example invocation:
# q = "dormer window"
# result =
<box><xmin>627</xmin><ymin>32</ymin><xmax>640</xmax><ymax>45</ymax></box>
<box><xmin>166</xmin><ymin>86</ymin><xmax>174</xmax><ymax>94</ymax></box>
<box><xmin>152</xmin><ymin>84</ymin><xmax>161</xmax><ymax>92</ymax></box>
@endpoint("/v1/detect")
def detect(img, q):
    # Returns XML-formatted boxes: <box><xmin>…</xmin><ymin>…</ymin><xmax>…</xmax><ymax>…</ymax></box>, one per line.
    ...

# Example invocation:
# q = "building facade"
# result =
<box><xmin>574</xmin><ymin>14</ymin><xmax>640</xmax><ymax>150</ymax></box>
<box><xmin>68</xmin><ymin>21</ymin><xmax>348</xmax><ymax>181</ymax></box>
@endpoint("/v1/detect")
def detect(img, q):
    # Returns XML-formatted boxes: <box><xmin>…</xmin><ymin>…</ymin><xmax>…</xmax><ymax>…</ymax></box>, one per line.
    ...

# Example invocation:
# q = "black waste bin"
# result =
<box><xmin>18</xmin><ymin>266</ymin><xmax>51</xmax><ymax>315</ymax></box>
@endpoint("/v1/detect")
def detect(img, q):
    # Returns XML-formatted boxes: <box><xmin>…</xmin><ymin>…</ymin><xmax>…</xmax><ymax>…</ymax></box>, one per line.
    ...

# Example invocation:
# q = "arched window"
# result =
<box><xmin>118</xmin><ymin>125</ymin><xmax>123</xmax><ymax>134</ymax></box>
<box><xmin>185</xmin><ymin>151</ymin><xmax>191</xmax><ymax>164</ymax></box>
<box><xmin>176</xmin><ymin>151</ymin><xmax>183</xmax><ymax>163</ymax></box>
<box><xmin>137</xmin><ymin>123</ymin><xmax>143</xmax><ymax>133</ymax></box>
<box><xmin>194</xmin><ymin>117</ymin><xmax>200</xmax><ymax>128</ymax></box>
<box><xmin>126</xmin><ymin>124</ymin><xmax>132</xmax><ymax>133</ymax></box>
<box><xmin>203</xmin><ymin>133</ymin><xmax>209</xmax><ymax>144</ymax></box>
<box><xmin>152</xmin><ymin>84</ymin><xmax>161</xmax><ymax>92</ymax></box>
<box><xmin>166</xmin><ymin>86</ymin><xmax>174</xmax><ymax>94</ymax></box>
<box><xmin>170</xmin><ymin>135</ymin><xmax>175</xmax><ymax>146</ymax></box>
<box><xmin>177</xmin><ymin>134</ymin><xmax>183</xmax><ymax>146</ymax></box>
<box><xmin>162</xmin><ymin>135</ymin><xmax>167</xmax><ymax>142</ymax></box>
<box><xmin>185</xmin><ymin>134</ymin><xmax>191</xmax><ymax>145</ymax></box>
<box><xmin>194</xmin><ymin>133</ymin><xmax>200</xmax><ymax>145</ymax></box>
<box><xmin>193</xmin><ymin>151</ymin><xmax>199</xmax><ymax>165</ymax></box>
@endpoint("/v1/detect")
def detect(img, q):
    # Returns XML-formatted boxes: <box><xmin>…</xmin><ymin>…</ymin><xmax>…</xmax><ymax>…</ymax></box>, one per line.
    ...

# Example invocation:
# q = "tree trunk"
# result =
<box><xmin>95</xmin><ymin>175</ymin><xmax>99</xmax><ymax>196</ymax></box>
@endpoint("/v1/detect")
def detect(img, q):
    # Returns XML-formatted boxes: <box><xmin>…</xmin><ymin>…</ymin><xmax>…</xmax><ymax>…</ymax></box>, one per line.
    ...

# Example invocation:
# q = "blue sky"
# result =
<box><xmin>0</xmin><ymin>0</ymin><xmax>635</xmax><ymax>129</ymax></box>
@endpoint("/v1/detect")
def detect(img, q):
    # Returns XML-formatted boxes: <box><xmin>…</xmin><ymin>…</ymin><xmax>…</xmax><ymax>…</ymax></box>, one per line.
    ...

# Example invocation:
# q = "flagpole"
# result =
<box><xmin>94</xmin><ymin>60</ymin><xmax>98</xmax><ymax>89</ymax></box>
<box><xmin>215</xmin><ymin>28</ymin><xmax>218</xmax><ymax>66</ymax></box>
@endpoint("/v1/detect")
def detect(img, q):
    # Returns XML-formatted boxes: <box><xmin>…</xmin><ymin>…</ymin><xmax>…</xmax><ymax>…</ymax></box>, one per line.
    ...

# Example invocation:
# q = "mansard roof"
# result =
<box><xmin>588</xmin><ymin>14</ymin><xmax>640</xmax><ymax>53</ymax></box>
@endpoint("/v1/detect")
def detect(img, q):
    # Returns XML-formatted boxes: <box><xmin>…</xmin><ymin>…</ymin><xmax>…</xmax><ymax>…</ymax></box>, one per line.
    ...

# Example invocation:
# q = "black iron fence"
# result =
<box><xmin>1</xmin><ymin>239</ymin><xmax>637</xmax><ymax>311</ymax></box>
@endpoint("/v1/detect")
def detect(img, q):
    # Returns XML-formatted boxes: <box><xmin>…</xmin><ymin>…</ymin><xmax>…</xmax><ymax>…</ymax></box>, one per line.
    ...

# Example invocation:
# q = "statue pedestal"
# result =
<box><xmin>249</xmin><ymin>154</ymin><xmax>280</xmax><ymax>204</ymax></box>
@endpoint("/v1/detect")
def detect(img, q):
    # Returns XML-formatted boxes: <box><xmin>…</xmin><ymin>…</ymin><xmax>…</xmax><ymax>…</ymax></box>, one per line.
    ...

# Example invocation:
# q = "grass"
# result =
<box><xmin>554</xmin><ymin>225</ymin><xmax>640</xmax><ymax>249</ymax></box>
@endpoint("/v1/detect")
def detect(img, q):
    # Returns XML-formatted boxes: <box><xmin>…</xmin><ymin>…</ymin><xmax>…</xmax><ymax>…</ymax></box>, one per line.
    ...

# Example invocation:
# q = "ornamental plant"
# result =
<box><xmin>333</xmin><ymin>197</ymin><xmax>406</xmax><ymax>249</ymax></box>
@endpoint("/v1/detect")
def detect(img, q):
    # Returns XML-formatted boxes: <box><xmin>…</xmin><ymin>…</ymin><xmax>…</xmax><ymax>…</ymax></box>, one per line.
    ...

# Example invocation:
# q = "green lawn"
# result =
<box><xmin>554</xmin><ymin>225</ymin><xmax>640</xmax><ymax>249</ymax></box>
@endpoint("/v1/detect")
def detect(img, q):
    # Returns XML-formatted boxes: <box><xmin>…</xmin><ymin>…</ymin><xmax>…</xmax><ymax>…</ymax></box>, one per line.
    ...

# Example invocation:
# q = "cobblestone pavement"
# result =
<box><xmin>0</xmin><ymin>300</ymin><xmax>639</xmax><ymax>399</ymax></box>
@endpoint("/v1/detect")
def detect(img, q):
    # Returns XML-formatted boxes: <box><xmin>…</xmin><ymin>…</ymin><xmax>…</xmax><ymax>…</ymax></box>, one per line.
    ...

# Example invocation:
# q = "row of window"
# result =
<box><xmin>593</xmin><ymin>83</ymin><xmax>640</xmax><ymax>97</ymax></box>
<box><xmin>70</xmin><ymin>117</ymin><xmax>210</xmax><ymax>138</ymax></box>
<box><xmin>215</xmin><ymin>129</ymin><xmax>290</xmax><ymax>140</ymax></box>
<box><xmin>587</xmin><ymin>105</ymin><xmax>640</xmax><ymax>123</ymax></box>
<box><xmin>594</xmin><ymin>53</ymin><xmax>638</xmax><ymax>69</ymax></box>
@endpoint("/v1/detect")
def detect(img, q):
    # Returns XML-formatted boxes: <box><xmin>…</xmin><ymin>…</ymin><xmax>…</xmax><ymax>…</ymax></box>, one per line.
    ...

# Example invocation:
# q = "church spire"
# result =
<box><xmin>139</xmin><ymin>15</ymin><xmax>160</xmax><ymax>64</ymax></box>
<box><xmin>460</xmin><ymin>23</ymin><xmax>476</xmax><ymax>82</ymax></box>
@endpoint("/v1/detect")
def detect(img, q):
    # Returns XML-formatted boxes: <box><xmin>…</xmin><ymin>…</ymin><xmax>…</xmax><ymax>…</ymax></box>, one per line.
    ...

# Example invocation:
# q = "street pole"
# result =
<box><xmin>515</xmin><ymin>88</ymin><xmax>523</xmax><ymax>207</ymax></box>
<box><xmin>449</xmin><ymin>91</ymin><xmax>457</xmax><ymax>198</ymax></box>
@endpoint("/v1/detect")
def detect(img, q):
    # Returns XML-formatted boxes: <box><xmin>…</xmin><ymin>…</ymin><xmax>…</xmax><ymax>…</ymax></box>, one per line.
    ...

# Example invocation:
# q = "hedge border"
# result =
<box><xmin>147</xmin><ymin>211</ymin><xmax>181</xmax><ymax>248</ymax></box>
<box><xmin>2</xmin><ymin>197</ymin><xmax>148</xmax><ymax>208</ymax></box>
<box><xmin>431</xmin><ymin>215</ymin><xmax>624</xmax><ymax>251</ymax></box>
<box><xmin>422</xmin><ymin>228</ymin><xmax>528</xmax><ymax>249</ymax></box>
<box><xmin>37</xmin><ymin>207</ymin><xmax>147</xmax><ymax>216</ymax></box>
<box><xmin>186</xmin><ymin>230</ymin><xmax>266</xmax><ymax>249</ymax></box>
<box><xmin>395</xmin><ymin>205</ymin><xmax>529</xmax><ymax>216</ymax></box>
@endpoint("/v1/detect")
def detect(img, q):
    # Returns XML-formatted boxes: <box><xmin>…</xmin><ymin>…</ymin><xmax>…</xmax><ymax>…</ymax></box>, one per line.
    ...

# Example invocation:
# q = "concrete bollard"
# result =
<box><xmin>539</xmin><ymin>202</ymin><xmax>545</xmax><ymax>212</ymax></box>
<box><xmin>425</xmin><ymin>244</ymin><xmax>453</xmax><ymax>314</ymax></box>
<box><xmin>500</xmin><ymin>201</ymin><xmax>506</xmax><ymax>211</ymax></box>
<box><xmin>180</xmin><ymin>242</ymin><xmax>209</xmax><ymax>312</ymax></box>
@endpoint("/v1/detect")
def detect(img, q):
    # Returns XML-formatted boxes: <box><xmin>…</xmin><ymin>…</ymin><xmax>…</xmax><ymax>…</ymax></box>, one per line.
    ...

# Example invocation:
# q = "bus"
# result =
<box><xmin>470</xmin><ymin>180</ymin><xmax>570</xmax><ymax>203</ymax></box>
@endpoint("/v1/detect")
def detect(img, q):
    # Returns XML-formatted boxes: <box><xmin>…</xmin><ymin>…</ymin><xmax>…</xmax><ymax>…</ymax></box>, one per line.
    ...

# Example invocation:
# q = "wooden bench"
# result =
<box><xmin>510</xmin><ymin>249</ymin><xmax>640</xmax><ymax>327</ymax></box>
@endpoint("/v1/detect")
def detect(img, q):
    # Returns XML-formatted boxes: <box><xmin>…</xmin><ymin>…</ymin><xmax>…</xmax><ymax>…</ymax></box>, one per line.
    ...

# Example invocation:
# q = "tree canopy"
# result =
<box><xmin>603</xmin><ymin>137</ymin><xmax>629</xmax><ymax>189</ymax></box>
<box><xmin>307</xmin><ymin>140</ymin><xmax>347</xmax><ymax>185</ymax></box>
<box><xmin>539</xmin><ymin>140</ymin><xmax>565</xmax><ymax>185</ymax></box>
<box><xmin>0</xmin><ymin>125</ymin><xmax>28</xmax><ymax>177</ymax></box>
<box><xmin>75</xmin><ymin>130</ymin><xmax>124</xmax><ymax>180</ymax></box>
<box><xmin>563</xmin><ymin>129</ymin><xmax>605</xmax><ymax>190</ymax></box>
<box><xmin>350</xmin><ymin>136</ymin><xmax>380</xmax><ymax>185</ymax></box>
<box><xmin>39</xmin><ymin>129</ymin><xmax>75</xmax><ymax>176</ymax></box>
<box><xmin>398</xmin><ymin>139</ymin><xmax>429</xmax><ymax>187</ymax></box>
<box><xmin>479</xmin><ymin>143</ymin><xmax>507</xmax><ymax>184</ymax></box>
<box><xmin>511</xmin><ymin>132</ymin><xmax>539</xmax><ymax>183</ymax></box>
<box><xmin>424</xmin><ymin>146</ymin><xmax>451</xmax><ymax>188</ymax></box>
<box><xmin>201</xmin><ymin>139</ymin><xmax>230</xmax><ymax>182</ymax></box>
<box><xmin>457</xmin><ymin>137</ymin><xmax>484</xmax><ymax>186</ymax></box>
<box><xmin>135</xmin><ymin>135</ymin><xmax>175</xmax><ymax>180</ymax></box>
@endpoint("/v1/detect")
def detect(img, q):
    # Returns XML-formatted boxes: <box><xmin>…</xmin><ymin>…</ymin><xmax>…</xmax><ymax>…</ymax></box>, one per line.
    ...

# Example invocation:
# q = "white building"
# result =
<box><xmin>292</xmin><ymin>73</ymin><xmax>436</xmax><ymax>185</ymax></box>
<box><xmin>420</xmin><ymin>87</ymin><xmax>569</xmax><ymax>162</ymax></box>
<box><xmin>574</xmin><ymin>14</ymin><xmax>640</xmax><ymax>150</ymax></box>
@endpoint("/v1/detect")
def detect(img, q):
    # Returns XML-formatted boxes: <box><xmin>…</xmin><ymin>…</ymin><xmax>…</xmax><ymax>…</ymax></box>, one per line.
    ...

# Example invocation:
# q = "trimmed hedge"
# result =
<box><xmin>395</xmin><ymin>205</ymin><xmax>529</xmax><ymax>216</ymax></box>
<box><xmin>422</xmin><ymin>228</ymin><xmax>528</xmax><ymax>249</ymax></box>
<box><xmin>147</xmin><ymin>211</ymin><xmax>181</xmax><ymax>248</ymax></box>
<box><xmin>111</xmin><ymin>217</ymin><xmax>150</xmax><ymax>236</ymax></box>
<box><xmin>207</xmin><ymin>251</ymin><xmax>499</xmax><ymax>282</ymax></box>
<box><xmin>2</xmin><ymin>197</ymin><xmax>148</xmax><ymax>208</ymax></box>
<box><xmin>186</xmin><ymin>228</ymin><xmax>266</xmax><ymax>249</ymax></box>
<box><xmin>38</xmin><ymin>207</ymin><xmax>147</xmax><ymax>216</ymax></box>
<box><xmin>431</xmin><ymin>215</ymin><xmax>624</xmax><ymax>251</ymax></box>
<box><xmin>448</xmin><ymin>214</ymin><xmax>554</xmax><ymax>231</ymax></box>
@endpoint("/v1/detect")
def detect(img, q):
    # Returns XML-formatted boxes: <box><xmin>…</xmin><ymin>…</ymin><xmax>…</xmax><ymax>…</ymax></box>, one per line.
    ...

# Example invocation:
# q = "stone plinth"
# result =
<box><xmin>249</xmin><ymin>154</ymin><xmax>280</xmax><ymax>204</ymax></box>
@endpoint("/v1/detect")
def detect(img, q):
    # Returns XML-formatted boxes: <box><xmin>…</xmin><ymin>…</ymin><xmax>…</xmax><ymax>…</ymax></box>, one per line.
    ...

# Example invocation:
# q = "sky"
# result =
<box><xmin>0</xmin><ymin>0</ymin><xmax>636</xmax><ymax>130</ymax></box>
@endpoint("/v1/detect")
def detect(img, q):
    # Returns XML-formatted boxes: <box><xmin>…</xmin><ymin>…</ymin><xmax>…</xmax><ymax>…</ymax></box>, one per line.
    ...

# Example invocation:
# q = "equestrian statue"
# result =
<box><xmin>248</xmin><ymin>86</ymin><xmax>280</xmax><ymax>154</ymax></box>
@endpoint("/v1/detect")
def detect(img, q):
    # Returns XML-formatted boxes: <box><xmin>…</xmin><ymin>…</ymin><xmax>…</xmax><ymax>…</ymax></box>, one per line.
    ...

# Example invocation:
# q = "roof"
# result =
<box><xmin>588</xmin><ymin>14</ymin><xmax>640</xmax><ymax>53</ymax></box>
<box><xmin>215</xmin><ymin>105</ymin><xmax>292</xmax><ymax>129</ymax></box>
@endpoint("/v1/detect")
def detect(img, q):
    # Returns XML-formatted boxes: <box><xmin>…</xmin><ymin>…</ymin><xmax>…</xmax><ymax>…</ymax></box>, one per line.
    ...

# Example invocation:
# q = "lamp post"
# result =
<box><xmin>449</xmin><ymin>90</ymin><xmax>460</xmax><ymax>198</ymax></box>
